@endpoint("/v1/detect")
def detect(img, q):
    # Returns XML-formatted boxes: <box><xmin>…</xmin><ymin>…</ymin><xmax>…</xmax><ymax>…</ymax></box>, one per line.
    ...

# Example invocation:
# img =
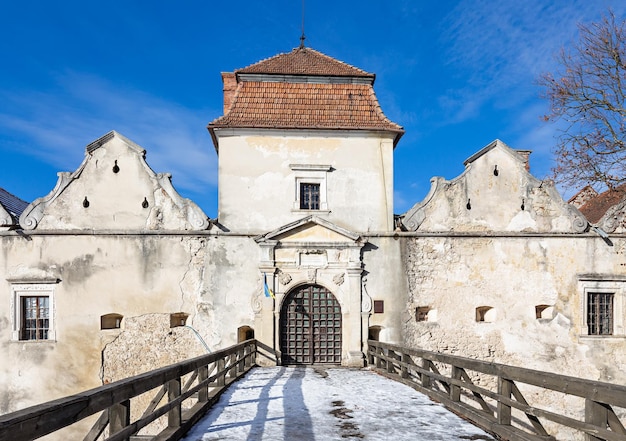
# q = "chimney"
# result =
<box><xmin>221</xmin><ymin>72</ymin><xmax>237</xmax><ymax>114</ymax></box>
<box><xmin>515</xmin><ymin>150</ymin><xmax>531</xmax><ymax>172</ymax></box>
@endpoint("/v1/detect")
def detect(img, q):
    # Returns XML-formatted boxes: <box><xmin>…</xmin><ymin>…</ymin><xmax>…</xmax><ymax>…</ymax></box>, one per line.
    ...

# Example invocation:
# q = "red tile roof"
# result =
<box><xmin>236</xmin><ymin>47</ymin><xmax>375</xmax><ymax>79</ymax></box>
<box><xmin>578</xmin><ymin>185</ymin><xmax>626</xmax><ymax>224</ymax></box>
<box><xmin>212</xmin><ymin>81</ymin><xmax>402</xmax><ymax>131</ymax></box>
<box><xmin>208</xmin><ymin>47</ymin><xmax>403</xmax><ymax>149</ymax></box>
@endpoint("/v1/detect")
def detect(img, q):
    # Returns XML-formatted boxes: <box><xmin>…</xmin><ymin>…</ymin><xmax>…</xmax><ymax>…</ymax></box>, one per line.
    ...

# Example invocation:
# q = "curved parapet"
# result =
<box><xmin>20</xmin><ymin>172</ymin><xmax>76</xmax><ymax>230</ymax></box>
<box><xmin>155</xmin><ymin>173</ymin><xmax>211</xmax><ymax>230</ymax></box>
<box><xmin>402</xmin><ymin>177</ymin><xmax>445</xmax><ymax>232</ymax></box>
<box><xmin>0</xmin><ymin>206</ymin><xmax>11</xmax><ymax>226</ymax></box>
<box><xmin>597</xmin><ymin>198</ymin><xmax>626</xmax><ymax>233</ymax></box>
<box><xmin>401</xmin><ymin>139</ymin><xmax>589</xmax><ymax>234</ymax></box>
<box><xmin>19</xmin><ymin>131</ymin><xmax>210</xmax><ymax>231</ymax></box>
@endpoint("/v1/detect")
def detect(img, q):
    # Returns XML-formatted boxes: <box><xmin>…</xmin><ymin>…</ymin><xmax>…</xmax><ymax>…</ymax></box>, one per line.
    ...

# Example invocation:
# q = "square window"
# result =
<box><xmin>374</xmin><ymin>300</ymin><xmax>384</xmax><ymax>314</ymax></box>
<box><xmin>291</xmin><ymin>164</ymin><xmax>330</xmax><ymax>211</ymax></box>
<box><xmin>11</xmin><ymin>283</ymin><xmax>56</xmax><ymax>341</ymax></box>
<box><xmin>300</xmin><ymin>183</ymin><xmax>320</xmax><ymax>210</ymax></box>
<box><xmin>579</xmin><ymin>276</ymin><xmax>625</xmax><ymax>337</ymax></box>
<box><xmin>587</xmin><ymin>292</ymin><xmax>613</xmax><ymax>335</ymax></box>
<box><xmin>416</xmin><ymin>306</ymin><xmax>431</xmax><ymax>322</ymax></box>
<box><xmin>21</xmin><ymin>296</ymin><xmax>49</xmax><ymax>340</ymax></box>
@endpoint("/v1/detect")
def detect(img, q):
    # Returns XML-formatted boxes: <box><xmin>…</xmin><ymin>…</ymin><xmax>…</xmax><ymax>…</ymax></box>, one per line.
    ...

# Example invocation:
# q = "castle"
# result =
<box><xmin>2</xmin><ymin>46</ymin><xmax>626</xmax><ymax>423</ymax></box>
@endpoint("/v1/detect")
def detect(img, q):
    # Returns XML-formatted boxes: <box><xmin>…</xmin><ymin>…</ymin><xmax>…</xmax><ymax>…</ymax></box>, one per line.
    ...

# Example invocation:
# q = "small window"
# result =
<box><xmin>587</xmin><ymin>292</ymin><xmax>613</xmax><ymax>335</ymax></box>
<box><xmin>21</xmin><ymin>296</ymin><xmax>50</xmax><ymax>340</ymax></box>
<box><xmin>300</xmin><ymin>183</ymin><xmax>320</xmax><ymax>210</ymax></box>
<box><xmin>368</xmin><ymin>326</ymin><xmax>382</xmax><ymax>341</ymax></box>
<box><xmin>476</xmin><ymin>306</ymin><xmax>495</xmax><ymax>323</ymax></box>
<box><xmin>535</xmin><ymin>305</ymin><xmax>553</xmax><ymax>320</ymax></box>
<box><xmin>373</xmin><ymin>300</ymin><xmax>384</xmax><ymax>314</ymax></box>
<box><xmin>416</xmin><ymin>306</ymin><xmax>431</xmax><ymax>322</ymax></box>
<box><xmin>170</xmin><ymin>312</ymin><xmax>188</xmax><ymax>328</ymax></box>
<box><xmin>101</xmin><ymin>313</ymin><xmax>123</xmax><ymax>330</ymax></box>
<box><xmin>291</xmin><ymin>164</ymin><xmax>330</xmax><ymax>211</ymax></box>
<box><xmin>238</xmin><ymin>326</ymin><xmax>254</xmax><ymax>342</ymax></box>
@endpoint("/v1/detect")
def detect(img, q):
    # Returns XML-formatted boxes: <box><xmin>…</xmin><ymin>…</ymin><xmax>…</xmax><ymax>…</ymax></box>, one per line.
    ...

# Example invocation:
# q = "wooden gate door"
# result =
<box><xmin>280</xmin><ymin>284</ymin><xmax>342</xmax><ymax>365</ymax></box>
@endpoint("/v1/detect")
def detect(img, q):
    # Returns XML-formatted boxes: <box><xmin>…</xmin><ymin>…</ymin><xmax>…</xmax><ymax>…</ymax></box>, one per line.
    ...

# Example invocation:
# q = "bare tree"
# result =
<box><xmin>539</xmin><ymin>11</ymin><xmax>626</xmax><ymax>192</ymax></box>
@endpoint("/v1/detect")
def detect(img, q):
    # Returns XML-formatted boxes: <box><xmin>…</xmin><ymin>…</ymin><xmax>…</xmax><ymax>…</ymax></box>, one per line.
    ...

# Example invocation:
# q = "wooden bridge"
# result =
<box><xmin>1</xmin><ymin>340</ymin><xmax>625</xmax><ymax>441</ymax></box>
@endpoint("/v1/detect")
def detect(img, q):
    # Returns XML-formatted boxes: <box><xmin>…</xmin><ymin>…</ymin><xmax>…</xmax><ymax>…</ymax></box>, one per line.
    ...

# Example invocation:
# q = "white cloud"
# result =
<box><xmin>0</xmin><ymin>71</ymin><xmax>218</xmax><ymax>195</ymax></box>
<box><xmin>437</xmin><ymin>1</ymin><xmax>626</xmax><ymax>123</ymax></box>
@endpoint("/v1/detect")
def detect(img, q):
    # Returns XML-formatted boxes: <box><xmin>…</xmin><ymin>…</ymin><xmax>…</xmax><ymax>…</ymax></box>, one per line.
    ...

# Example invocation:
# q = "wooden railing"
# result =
<box><xmin>368</xmin><ymin>340</ymin><xmax>626</xmax><ymax>441</ymax></box>
<box><xmin>0</xmin><ymin>339</ymin><xmax>278</xmax><ymax>441</ymax></box>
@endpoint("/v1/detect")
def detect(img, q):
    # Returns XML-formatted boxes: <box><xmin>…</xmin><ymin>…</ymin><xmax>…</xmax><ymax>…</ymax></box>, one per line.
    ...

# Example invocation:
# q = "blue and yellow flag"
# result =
<box><xmin>263</xmin><ymin>274</ymin><xmax>275</xmax><ymax>299</ymax></box>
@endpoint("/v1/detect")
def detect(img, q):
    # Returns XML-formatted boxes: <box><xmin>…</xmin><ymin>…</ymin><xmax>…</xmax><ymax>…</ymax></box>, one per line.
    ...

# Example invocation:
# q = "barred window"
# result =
<box><xmin>21</xmin><ymin>296</ymin><xmax>50</xmax><ymax>340</ymax></box>
<box><xmin>11</xmin><ymin>283</ymin><xmax>56</xmax><ymax>341</ymax></box>
<box><xmin>587</xmin><ymin>292</ymin><xmax>614</xmax><ymax>335</ymax></box>
<box><xmin>300</xmin><ymin>183</ymin><xmax>320</xmax><ymax>210</ymax></box>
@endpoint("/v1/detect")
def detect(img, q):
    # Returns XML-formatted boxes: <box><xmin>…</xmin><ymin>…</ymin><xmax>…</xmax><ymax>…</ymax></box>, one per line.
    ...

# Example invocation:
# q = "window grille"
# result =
<box><xmin>21</xmin><ymin>296</ymin><xmax>49</xmax><ymax>340</ymax></box>
<box><xmin>587</xmin><ymin>292</ymin><xmax>614</xmax><ymax>335</ymax></box>
<box><xmin>300</xmin><ymin>183</ymin><xmax>320</xmax><ymax>210</ymax></box>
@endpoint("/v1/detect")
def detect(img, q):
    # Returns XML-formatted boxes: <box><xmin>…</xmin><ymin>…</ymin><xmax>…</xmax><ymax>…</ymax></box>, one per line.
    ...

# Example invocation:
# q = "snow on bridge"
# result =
<box><xmin>181</xmin><ymin>366</ymin><xmax>495</xmax><ymax>441</ymax></box>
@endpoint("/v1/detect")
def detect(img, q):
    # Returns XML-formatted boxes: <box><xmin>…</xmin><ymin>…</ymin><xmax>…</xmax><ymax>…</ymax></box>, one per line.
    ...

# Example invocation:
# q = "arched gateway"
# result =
<box><xmin>280</xmin><ymin>284</ymin><xmax>342</xmax><ymax>365</ymax></box>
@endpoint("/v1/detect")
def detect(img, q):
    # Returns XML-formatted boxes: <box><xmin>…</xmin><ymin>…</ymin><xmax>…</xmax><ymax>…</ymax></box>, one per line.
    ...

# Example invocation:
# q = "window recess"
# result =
<box><xmin>10</xmin><ymin>282</ymin><xmax>57</xmax><ymax>341</ymax></box>
<box><xmin>290</xmin><ymin>164</ymin><xmax>331</xmax><ymax>211</ymax></box>
<box><xmin>578</xmin><ymin>276</ymin><xmax>626</xmax><ymax>337</ymax></box>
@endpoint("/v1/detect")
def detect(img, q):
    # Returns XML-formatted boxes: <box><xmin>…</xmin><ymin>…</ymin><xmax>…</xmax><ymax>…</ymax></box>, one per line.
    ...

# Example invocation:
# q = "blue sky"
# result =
<box><xmin>1</xmin><ymin>1</ymin><xmax>624</xmax><ymax>217</ymax></box>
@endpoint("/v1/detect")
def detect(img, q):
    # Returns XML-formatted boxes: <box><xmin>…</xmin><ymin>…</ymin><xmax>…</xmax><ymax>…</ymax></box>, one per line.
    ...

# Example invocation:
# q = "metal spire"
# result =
<box><xmin>299</xmin><ymin>0</ymin><xmax>306</xmax><ymax>48</ymax></box>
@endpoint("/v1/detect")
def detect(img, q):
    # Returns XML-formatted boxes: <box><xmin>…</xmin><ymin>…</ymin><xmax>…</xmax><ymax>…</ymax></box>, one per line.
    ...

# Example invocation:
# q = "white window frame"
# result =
<box><xmin>11</xmin><ymin>283</ymin><xmax>56</xmax><ymax>341</ymax></box>
<box><xmin>290</xmin><ymin>164</ymin><xmax>331</xmax><ymax>212</ymax></box>
<box><xmin>579</xmin><ymin>276</ymin><xmax>625</xmax><ymax>338</ymax></box>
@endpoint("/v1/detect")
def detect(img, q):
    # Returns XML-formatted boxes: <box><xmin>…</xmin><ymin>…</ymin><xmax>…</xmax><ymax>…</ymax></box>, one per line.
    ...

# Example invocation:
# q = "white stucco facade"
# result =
<box><xmin>215</xmin><ymin>130</ymin><xmax>395</xmax><ymax>233</ymax></box>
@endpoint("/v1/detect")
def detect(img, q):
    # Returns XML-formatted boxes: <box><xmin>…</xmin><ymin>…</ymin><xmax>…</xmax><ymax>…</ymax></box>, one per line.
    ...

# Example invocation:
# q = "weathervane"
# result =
<box><xmin>299</xmin><ymin>0</ymin><xmax>306</xmax><ymax>48</ymax></box>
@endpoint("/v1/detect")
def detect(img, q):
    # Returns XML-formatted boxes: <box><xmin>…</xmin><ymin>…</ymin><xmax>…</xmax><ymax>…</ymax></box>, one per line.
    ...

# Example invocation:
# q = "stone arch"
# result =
<box><xmin>238</xmin><ymin>325</ymin><xmax>255</xmax><ymax>342</ymax></box>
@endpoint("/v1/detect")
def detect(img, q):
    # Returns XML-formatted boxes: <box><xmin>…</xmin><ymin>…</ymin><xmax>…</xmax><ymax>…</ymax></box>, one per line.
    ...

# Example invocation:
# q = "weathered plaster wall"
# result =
<box><xmin>0</xmin><ymin>234</ymin><xmax>198</xmax><ymax>411</ymax></box>
<box><xmin>403</xmin><ymin>141</ymin><xmax>587</xmax><ymax>234</ymax></box>
<box><xmin>362</xmin><ymin>236</ymin><xmax>408</xmax><ymax>344</ymax></box>
<box><xmin>217</xmin><ymin>132</ymin><xmax>395</xmax><ymax>233</ymax></box>
<box><xmin>402</xmin><ymin>234</ymin><xmax>626</xmax><ymax>382</ymax></box>
<box><xmin>20</xmin><ymin>132</ymin><xmax>209</xmax><ymax>232</ymax></box>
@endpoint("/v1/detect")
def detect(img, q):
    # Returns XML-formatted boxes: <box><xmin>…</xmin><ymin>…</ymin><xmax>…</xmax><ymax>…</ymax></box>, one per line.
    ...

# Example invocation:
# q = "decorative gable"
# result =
<box><xmin>255</xmin><ymin>216</ymin><xmax>365</xmax><ymax>269</ymax></box>
<box><xmin>20</xmin><ymin>131</ymin><xmax>210</xmax><ymax>231</ymax></box>
<box><xmin>256</xmin><ymin>215</ymin><xmax>361</xmax><ymax>244</ymax></box>
<box><xmin>402</xmin><ymin>140</ymin><xmax>588</xmax><ymax>233</ymax></box>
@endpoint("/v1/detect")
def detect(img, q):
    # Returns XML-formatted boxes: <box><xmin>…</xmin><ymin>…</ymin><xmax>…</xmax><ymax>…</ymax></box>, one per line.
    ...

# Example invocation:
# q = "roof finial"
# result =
<box><xmin>300</xmin><ymin>0</ymin><xmax>306</xmax><ymax>48</ymax></box>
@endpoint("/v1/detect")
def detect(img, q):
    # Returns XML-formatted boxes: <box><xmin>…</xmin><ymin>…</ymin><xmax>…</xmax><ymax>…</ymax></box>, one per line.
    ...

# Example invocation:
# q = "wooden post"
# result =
<box><xmin>421</xmin><ymin>358</ymin><xmax>431</xmax><ymax>388</ymax></box>
<box><xmin>585</xmin><ymin>399</ymin><xmax>607</xmax><ymax>441</ymax></box>
<box><xmin>497</xmin><ymin>377</ymin><xmax>513</xmax><ymax>426</ymax></box>
<box><xmin>401</xmin><ymin>353</ymin><xmax>410</xmax><ymax>379</ymax></box>
<box><xmin>244</xmin><ymin>343</ymin><xmax>252</xmax><ymax>368</ymax></box>
<box><xmin>450</xmin><ymin>366</ymin><xmax>462</xmax><ymax>402</ymax></box>
<box><xmin>229</xmin><ymin>354</ymin><xmax>238</xmax><ymax>378</ymax></box>
<box><xmin>375</xmin><ymin>346</ymin><xmax>383</xmax><ymax>369</ymax></box>
<box><xmin>198</xmin><ymin>365</ymin><xmax>209</xmax><ymax>403</ymax></box>
<box><xmin>108</xmin><ymin>400</ymin><xmax>130</xmax><ymax>441</ymax></box>
<box><xmin>217</xmin><ymin>358</ymin><xmax>225</xmax><ymax>386</ymax></box>
<box><xmin>387</xmin><ymin>349</ymin><xmax>398</xmax><ymax>374</ymax></box>
<box><xmin>167</xmin><ymin>378</ymin><xmax>181</xmax><ymax>428</ymax></box>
